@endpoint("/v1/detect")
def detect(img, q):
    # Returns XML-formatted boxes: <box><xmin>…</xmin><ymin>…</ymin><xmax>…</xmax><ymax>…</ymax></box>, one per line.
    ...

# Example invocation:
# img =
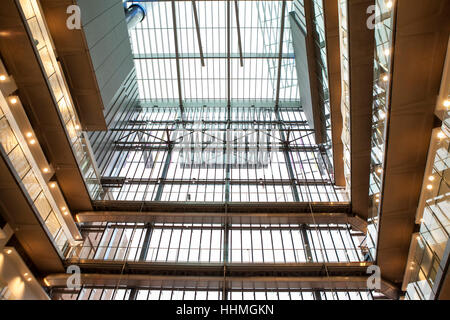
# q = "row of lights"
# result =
<box><xmin>2</xmin><ymin>75</ymin><xmax>81</xmax><ymax>243</ymax></box>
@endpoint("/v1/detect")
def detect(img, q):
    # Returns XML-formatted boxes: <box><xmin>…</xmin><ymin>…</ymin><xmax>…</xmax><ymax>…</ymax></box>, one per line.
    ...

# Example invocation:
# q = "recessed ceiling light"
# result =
<box><xmin>428</xmin><ymin>176</ymin><xmax>435</xmax><ymax>182</ymax></box>
<box><xmin>10</xmin><ymin>97</ymin><xmax>17</xmax><ymax>104</ymax></box>
<box><xmin>29</xmin><ymin>139</ymin><xmax>36</xmax><ymax>145</ymax></box>
<box><xmin>426</xmin><ymin>184</ymin><xmax>433</xmax><ymax>190</ymax></box>
<box><xmin>437</xmin><ymin>131</ymin><xmax>445</xmax><ymax>139</ymax></box>
<box><xmin>43</xmin><ymin>167</ymin><xmax>49</xmax><ymax>173</ymax></box>
<box><xmin>444</xmin><ymin>99</ymin><xmax>450</xmax><ymax>108</ymax></box>
<box><xmin>0</xmin><ymin>75</ymin><xmax>6</xmax><ymax>81</ymax></box>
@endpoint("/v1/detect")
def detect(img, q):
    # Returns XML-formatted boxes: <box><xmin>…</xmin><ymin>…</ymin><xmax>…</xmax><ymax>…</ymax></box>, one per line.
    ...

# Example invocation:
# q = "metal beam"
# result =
<box><xmin>227</xmin><ymin>0</ymin><xmax>231</xmax><ymax>109</ymax></box>
<box><xmin>134</xmin><ymin>53</ymin><xmax>294</xmax><ymax>59</ymax></box>
<box><xmin>76</xmin><ymin>211</ymin><xmax>367</xmax><ymax>231</ymax></box>
<box><xmin>275</xmin><ymin>0</ymin><xmax>287</xmax><ymax>108</ymax></box>
<box><xmin>62</xmin><ymin>260</ymin><xmax>373</xmax><ymax>278</ymax></box>
<box><xmin>234</xmin><ymin>1</ymin><xmax>244</xmax><ymax>67</ymax></box>
<box><xmin>191</xmin><ymin>1</ymin><xmax>205</xmax><ymax>67</ymax></box>
<box><xmin>171</xmin><ymin>1</ymin><xmax>184</xmax><ymax>110</ymax></box>
<box><xmin>44</xmin><ymin>273</ymin><xmax>399</xmax><ymax>300</ymax></box>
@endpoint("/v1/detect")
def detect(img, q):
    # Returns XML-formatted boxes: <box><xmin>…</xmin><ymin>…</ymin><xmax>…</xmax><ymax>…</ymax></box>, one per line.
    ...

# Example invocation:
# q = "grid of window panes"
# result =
<box><xmin>17</xmin><ymin>0</ymin><xmax>104</xmax><ymax>200</ymax></box>
<box><xmin>96</xmin><ymin>105</ymin><xmax>347</xmax><ymax>202</ymax></box>
<box><xmin>67</xmin><ymin>222</ymin><xmax>366</xmax><ymax>263</ymax></box>
<box><xmin>405</xmin><ymin>132</ymin><xmax>449</xmax><ymax>300</ymax></box>
<box><xmin>366</xmin><ymin>0</ymin><xmax>396</xmax><ymax>260</ymax></box>
<box><xmin>0</xmin><ymin>98</ymin><xmax>69</xmax><ymax>252</ymax></box>
<box><xmin>128</xmin><ymin>0</ymin><xmax>299</xmax><ymax>103</ymax></box>
<box><xmin>55</xmin><ymin>286</ymin><xmax>376</xmax><ymax>300</ymax></box>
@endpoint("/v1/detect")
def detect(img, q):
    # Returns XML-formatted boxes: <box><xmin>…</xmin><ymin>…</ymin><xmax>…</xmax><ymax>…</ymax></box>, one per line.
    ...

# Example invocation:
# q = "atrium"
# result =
<box><xmin>0</xmin><ymin>0</ymin><xmax>448</xmax><ymax>302</ymax></box>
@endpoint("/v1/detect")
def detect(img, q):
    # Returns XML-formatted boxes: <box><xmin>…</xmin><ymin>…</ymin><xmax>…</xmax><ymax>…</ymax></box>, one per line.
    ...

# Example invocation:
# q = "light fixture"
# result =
<box><xmin>42</xmin><ymin>167</ymin><xmax>49</xmax><ymax>173</ymax></box>
<box><xmin>10</xmin><ymin>97</ymin><xmax>17</xmax><ymax>104</ymax></box>
<box><xmin>0</xmin><ymin>75</ymin><xmax>6</xmax><ymax>81</ymax></box>
<box><xmin>382</xmin><ymin>74</ymin><xmax>389</xmax><ymax>82</ymax></box>
<box><xmin>61</xmin><ymin>206</ymin><xmax>67</xmax><ymax>211</ymax></box>
<box><xmin>444</xmin><ymin>99</ymin><xmax>450</xmax><ymax>108</ymax></box>
<box><xmin>5</xmin><ymin>249</ymin><xmax>12</xmax><ymax>255</ymax></box>
<box><xmin>420</xmin><ymin>218</ymin><xmax>425</xmax><ymax>223</ymax></box>
<box><xmin>27</xmin><ymin>277</ymin><xmax>32</xmax><ymax>282</ymax></box>
<box><xmin>63</xmin><ymin>211</ymin><xmax>69</xmax><ymax>216</ymax></box>
<box><xmin>383</xmin><ymin>49</ymin><xmax>390</xmax><ymax>56</ymax></box>
<box><xmin>386</xmin><ymin>1</ymin><xmax>393</xmax><ymax>9</ymax></box>
<box><xmin>437</xmin><ymin>131</ymin><xmax>445</xmax><ymax>139</ymax></box>
<box><xmin>428</xmin><ymin>176</ymin><xmax>435</xmax><ymax>182</ymax></box>
<box><xmin>416</xmin><ymin>236</ymin><xmax>421</xmax><ymax>241</ymax></box>
<box><xmin>75</xmin><ymin>124</ymin><xmax>80</xmax><ymax>130</ymax></box>
<box><xmin>29</xmin><ymin>139</ymin><xmax>36</xmax><ymax>145</ymax></box>
<box><xmin>49</xmin><ymin>182</ymin><xmax>56</xmax><ymax>188</ymax></box>
<box><xmin>26</xmin><ymin>132</ymin><xmax>32</xmax><ymax>138</ymax></box>
<box><xmin>43</xmin><ymin>278</ymin><xmax>50</xmax><ymax>287</ymax></box>
<box><xmin>375</xmin><ymin>199</ymin><xmax>380</xmax><ymax>203</ymax></box>
<box><xmin>426</xmin><ymin>184</ymin><xmax>433</xmax><ymax>190</ymax></box>
<box><xmin>377</xmin><ymin>168</ymin><xmax>382</xmax><ymax>174</ymax></box>
<box><xmin>24</xmin><ymin>273</ymin><xmax>29</xmax><ymax>277</ymax></box>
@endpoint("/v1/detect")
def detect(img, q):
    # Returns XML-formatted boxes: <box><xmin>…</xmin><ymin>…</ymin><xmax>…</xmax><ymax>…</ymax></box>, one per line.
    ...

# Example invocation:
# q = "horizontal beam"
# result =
<box><xmin>76</xmin><ymin>210</ymin><xmax>367</xmax><ymax>231</ymax></box>
<box><xmin>84</xmin><ymin>201</ymin><xmax>366</xmax><ymax>231</ymax></box>
<box><xmin>63</xmin><ymin>260</ymin><xmax>372</xmax><ymax>277</ymax></box>
<box><xmin>134</xmin><ymin>53</ymin><xmax>294</xmax><ymax>60</ymax></box>
<box><xmin>45</xmin><ymin>273</ymin><xmax>398</xmax><ymax>299</ymax></box>
<box><xmin>99</xmin><ymin>178</ymin><xmax>334</xmax><ymax>186</ymax></box>
<box><xmin>90</xmin><ymin>201</ymin><xmax>350</xmax><ymax>213</ymax></box>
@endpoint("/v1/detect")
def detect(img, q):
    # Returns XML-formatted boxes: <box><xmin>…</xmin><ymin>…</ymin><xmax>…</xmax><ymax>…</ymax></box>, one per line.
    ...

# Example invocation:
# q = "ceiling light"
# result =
<box><xmin>5</xmin><ymin>249</ymin><xmax>12</xmax><ymax>254</ymax></box>
<box><xmin>26</xmin><ymin>132</ymin><xmax>32</xmax><ymax>138</ymax></box>
<box><xmin>10</xmin><ymin>97</ymin><xmax>17</xmax><ymax>104</ymax></box>
<box><xmin>24</xmin><ymin>273</ymin><xmax>29</xmax><ymax>277</ymax></box>
<box><xmin>377</xmin><ymin>168</ymin><xmax>382</xmax><ymax>174</ymax></box>
<box><xmin>420</xmin><ymin>218</ymin><xmax>425</xmax><ymax>223</ymax></box>
<box><xmin>426</xmin><ymin>184</ymin><xmax>433</xmax><ymax>190</ymax></box>
<box><xmin>42</xmin><ymin>167</ymin><xmax>49</xmax><ymax>173</ymax></box>
<box><xmin>437</xmin><ymin>131</ymin><xmax>445</xmax><ymax>139</ymax></box>
<box><xmin>49</xmin><ymin>182</ymin><xmax>56</xmax><ymax>188</ymax></box>
<box><xmin>383</xmin><ymin>49</ymin><xmax>390</xmax><ymax>56</ymax></box>
<box><xmin>75</xmin><ymin>124</ymin><xmax>80</xmax><ymax>130</ymax></box>
<box><xmin>61</xmin><ymin>207</ymin><xmax>67</xmax><ymax>211</ymax></box>
<box><xmin>29</xmin><ymin>139</ymin><xmax>36</xmax><ymax>145</ymax></box>
<box><xmin>416</xmin><ymin>236</ymin><xmax>421</xmax><ymax>241</ymax></box>
<box><xmin>428</xmin><ymin>176</ymin><xmax>435</xmax><ymax>182</ymax></box>
<box><xmin>444</xmin><ymin>99</ymin><xmax>450</xmax><ymax>108</ymax></box>
<box><xmin>0</xmin><ymin>75</ymin><xmax>6</xmax><ymax>81</ymax></box>
<box><xmin>375</xmin><ymin>199</ymin><xmax>380</xmax><ymax>203</ymax></box>
<box><xmin>382</xmin><ymin>74</ymin><xmax>389</xmax><ymax>82</ymax></box>
<box><xmin>27</xmin><ymin>277</ymin><xmax>32</xmax><ymax>282</ymax></box>
<box><xmin>386</xmin><ymin>1</ymin><xmax>393</xmax><ymax>9</ymax></box>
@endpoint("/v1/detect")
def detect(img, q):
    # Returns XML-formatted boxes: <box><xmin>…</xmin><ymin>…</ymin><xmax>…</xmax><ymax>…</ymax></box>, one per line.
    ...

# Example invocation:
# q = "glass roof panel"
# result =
<box><xmin>128</xmin><ymin>0</ymin><xmax>299</xmax><ymax>105</ymax></box>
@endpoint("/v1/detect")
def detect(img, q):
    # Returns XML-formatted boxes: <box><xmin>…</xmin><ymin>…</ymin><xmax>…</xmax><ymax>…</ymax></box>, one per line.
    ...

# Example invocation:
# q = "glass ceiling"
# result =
<box><xmin>128</xmin><ymin>0</ymin><xmax>299</xmax><ymax>104</ymax></box>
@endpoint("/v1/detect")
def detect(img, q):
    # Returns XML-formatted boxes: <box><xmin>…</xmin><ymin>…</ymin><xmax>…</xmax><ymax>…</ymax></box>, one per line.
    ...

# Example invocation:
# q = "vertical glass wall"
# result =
<box><xmin>366</xmin><ymin>0</ymin><xmax>396</xmax><ymax>259</ymax></box>
<box><xmin>54</xmin><ymin>285</ymin><xmax>376</xmax><ymax>301</ymax></box>
<box><xmin>405</xmin><ymin>128</ymin><xmax>449</xmax><ymax>300</ymax></box>
<box><xmin>67</xmin><ymin>222</ymin><xmax>365</xmax><ymax>263</ymax></box>
<box><xmin>17</xmin><ymin>0</ymin><xmax>104</xmax><ymax>200</ymax></box>
<box><xmin>95</xmin><ymin>105</ymin><xmax>347</xmax><ymax>202</ymax></box>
